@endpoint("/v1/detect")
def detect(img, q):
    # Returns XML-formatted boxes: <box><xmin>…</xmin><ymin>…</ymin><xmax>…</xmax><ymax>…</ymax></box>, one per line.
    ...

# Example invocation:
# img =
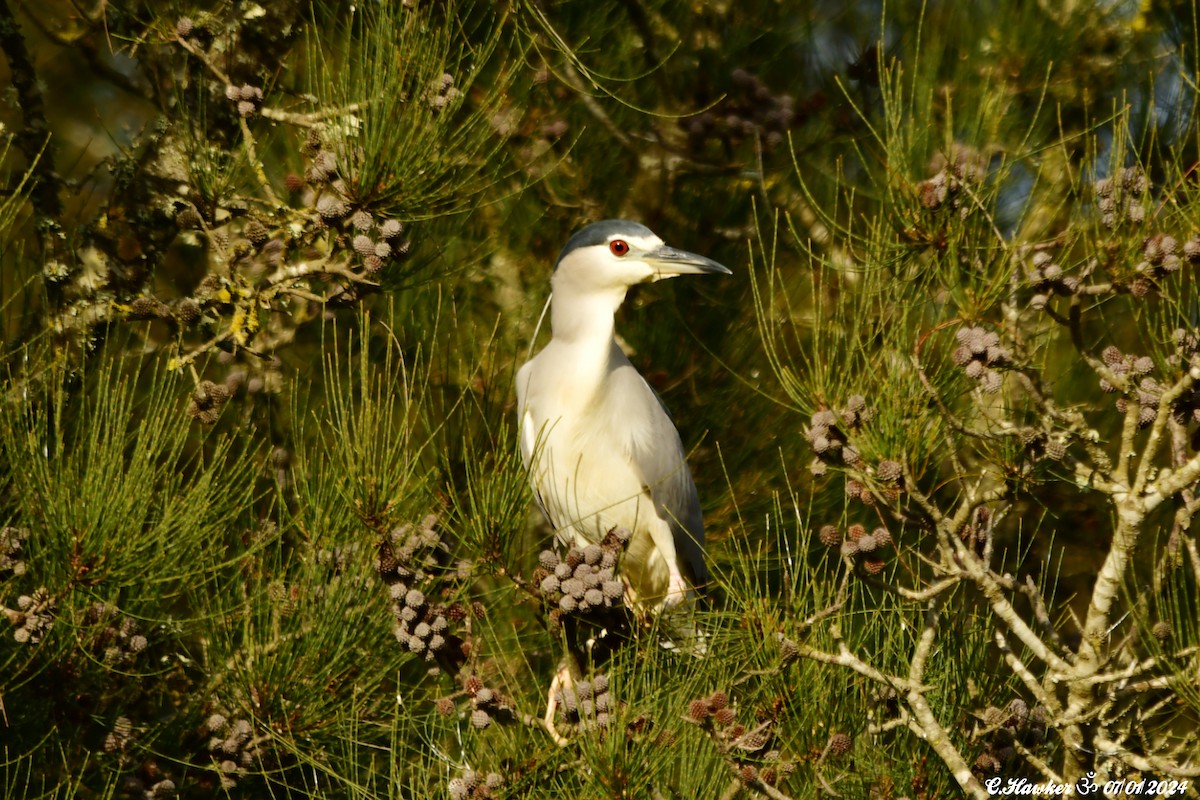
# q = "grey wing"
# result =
<box><xmin>610</xmin><ymin>363</ymin><xmax>709</xmax><ymax>588</ymax></box>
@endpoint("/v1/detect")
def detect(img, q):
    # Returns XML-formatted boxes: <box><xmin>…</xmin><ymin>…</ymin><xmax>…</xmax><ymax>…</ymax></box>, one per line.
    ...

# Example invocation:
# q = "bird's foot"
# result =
<box><xmin>660</xmin><ymin>572</ymin><xmax>690</xmax><ymax>610</ymax></box>
<box><xmin>543</xmin><ymin>665</ymin><xmax>572</xmax><ymax>747</ymax></box>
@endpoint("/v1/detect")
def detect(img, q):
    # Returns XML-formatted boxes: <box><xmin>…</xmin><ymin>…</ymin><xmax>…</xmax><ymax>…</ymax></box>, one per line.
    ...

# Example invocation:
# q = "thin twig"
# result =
<box><xmin>1094</xmin><ymin>734</ymin><xmax>1200</xmax><ymax>778</ymax></box>
<box><xmin>993</xmin><ymin>632</ymin><xmax>1060</xmax><ymax>713</ymax></box>
<box><xmin>1018</xmin><ymin>576</ymin><xmax>1068</xmax><ymax>653</ymax></box>
<box><xmin>791</xmin><ymin>635</ymin><xmax>928</xmax><ymax>694</ymax></box>
<box><xmin>1012</xmin><ymin>739</ymin><xmax>1064</xmax><ymax>785</ymax></box>
<box><xmin>1068</xmin><ymin>299</ymin><xmax>1129</xmax><ymax>394</ymax></box>
<box><xmin>864</xmin><ymin>574</ymin><xmax>961</xmax><ymax>602</ymax></box>
<box><xmin>261</xmin><ymin>102</ymin><xmax>368</xmax><ymax>126</ymax></box>
<box><xmin>174</xmin><ymin>32</ymin><xmax>232</xmax><ymax>85</ymax></box>
<box><xmin>903</xmin><ymin>598</ymin><xmax>988</xmax><ymax>799</ymax></box>
<box><xmin>795</xmin><ymin>571</ymin><xmax>852</xmax><ymax>634</ymax></box>
<box><xmin>238</xmin><ymin>116</ymin><xmax>282</xmax><ymax>208</ymax></box>
<box><xmin>1132</xmin><ymin>369</ymin><xmax>1200</xmax><ymax>497</ymax></box>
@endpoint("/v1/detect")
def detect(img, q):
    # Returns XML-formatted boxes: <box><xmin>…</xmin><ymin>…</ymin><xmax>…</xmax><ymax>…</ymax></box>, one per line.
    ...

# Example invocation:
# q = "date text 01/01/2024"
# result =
<box><xmin>985</xmin><ymin>775</ymin><xmax>1190</xmax><ymax>797</ymax></box>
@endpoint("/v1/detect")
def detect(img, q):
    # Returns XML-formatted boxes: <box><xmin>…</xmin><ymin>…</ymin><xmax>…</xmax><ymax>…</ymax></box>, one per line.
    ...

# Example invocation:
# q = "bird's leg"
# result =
<box><xmin>543</xmin><ymin>665</ymin><xmax>572</xmax><ymax>747</ymax></box>
<box><xmin>663</xmin><ymin>572</ymin><xmax>690</xmax><ymax>610</ymax></box>
<box><xmin>647</xmin><ymin>518</ymin><xmax>689</xmax><ymax>609</ymax></box>
<box><xmin>544</xmin><ymin>634</ymin><xmax>585</xmax><ymax>746</ymax></box>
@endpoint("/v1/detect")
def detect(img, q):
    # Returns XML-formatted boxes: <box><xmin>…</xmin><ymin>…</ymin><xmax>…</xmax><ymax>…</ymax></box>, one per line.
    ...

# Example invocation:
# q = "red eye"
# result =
<box><xmin>609</xmin><ymin>240</ymin><xmax>629</xmax><ymax>256</ymax></box>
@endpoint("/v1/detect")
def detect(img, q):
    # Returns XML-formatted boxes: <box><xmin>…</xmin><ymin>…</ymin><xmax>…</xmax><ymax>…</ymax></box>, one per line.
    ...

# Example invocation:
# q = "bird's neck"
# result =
<box><xmin>548</xmin><ymin>277</ymin><xmax>627</xmax><ymax>349</ymax></box>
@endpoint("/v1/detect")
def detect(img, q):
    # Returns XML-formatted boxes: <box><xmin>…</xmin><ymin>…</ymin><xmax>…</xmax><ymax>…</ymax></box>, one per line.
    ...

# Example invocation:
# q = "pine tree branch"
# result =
<box><xmin>993</xmin><ymin>632</ymin><xmax>1061</xmax><ymax>714</ymax></box>
<box><xmin>1012</xmin><ymin>739</ymin><xmax>1064</xmax><ymax>785</ymax></box>
<box><xmin>791</xmin><ymin>628</ymin><xmax>929</xmax><ymax>694</ymax></box>
<box><xmin>1132</xmin><ymin>369</ymin><xmax>1199</xmax><ymax>498</ymax></box>
<box><xmin>904</xmin><ymin>597</ymin><xmax>988</xmax><ymax>799</ymax></box>
<box><xmin>917</xmin><ymin>482</ymin><xmax>1075</xmax><ymax>677</ymax></box>
<box><xmin>237</xmin><ymin>116</ymin><xmax>282</xmax><ymax>209</ymax></box>
<box><xmin>1093</xmin><ymin>733</ymin><xmax>1200</xmax><ymax>778</ymax></box>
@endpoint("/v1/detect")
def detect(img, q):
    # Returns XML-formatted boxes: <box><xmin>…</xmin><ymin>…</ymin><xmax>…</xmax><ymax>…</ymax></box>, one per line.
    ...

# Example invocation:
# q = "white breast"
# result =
<box><xmin>518</xmin><ymin>345</ymin><xmax>651</xmax><ymax>545</ymax></box>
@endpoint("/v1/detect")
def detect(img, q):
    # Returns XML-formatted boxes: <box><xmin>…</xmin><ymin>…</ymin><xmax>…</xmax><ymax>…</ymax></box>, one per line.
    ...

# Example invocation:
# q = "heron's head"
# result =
<box><xmin>552</xmin><ymin>220</ymin><xmax>730</xmax><ymax>294</ymax></box>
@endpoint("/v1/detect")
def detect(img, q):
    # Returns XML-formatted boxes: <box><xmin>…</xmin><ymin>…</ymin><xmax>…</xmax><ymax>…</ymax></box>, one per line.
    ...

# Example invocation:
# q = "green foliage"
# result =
<box><xmin>306</xmin><ymin>4</ymin><xmax>517</xmax><ymax>219</ymax></box>
<box><xmin>2</xmin><ymin>0</ymin><xmax>1200</xmax><ymax>797</ymax></box>
<box><xmin>0</xmin><ymin>352</ymin><xmax>260</xmax><ymax>785</ymax></box>
<box><xmin>0</xmin><ymin>131</ymin><xmax>34</xmax><ymax>246</ymax></box>
<box><xmin>3</xmin><ymin>361</ymin><xmax>255</xmax><ymax>593</ymax></box>
<box><xmin>746</xmin><ymin>3</ymin><xmax>1200</xmax><ymax>792</ymax></box>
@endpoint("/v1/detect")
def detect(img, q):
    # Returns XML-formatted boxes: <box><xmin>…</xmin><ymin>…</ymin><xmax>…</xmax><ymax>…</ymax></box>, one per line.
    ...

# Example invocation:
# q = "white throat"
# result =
<box><xmin>549</xmin><ymin>272</ymin><xmax>629</xmax><ymax>347</ymax></box>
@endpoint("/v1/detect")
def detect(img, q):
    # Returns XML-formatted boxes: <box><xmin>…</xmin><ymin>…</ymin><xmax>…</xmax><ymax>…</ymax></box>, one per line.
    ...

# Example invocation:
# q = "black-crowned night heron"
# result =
<box><xmin>517</xmin><ymin>219</ymin><xmax>730</xmax><ymax>623</ymax></box>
